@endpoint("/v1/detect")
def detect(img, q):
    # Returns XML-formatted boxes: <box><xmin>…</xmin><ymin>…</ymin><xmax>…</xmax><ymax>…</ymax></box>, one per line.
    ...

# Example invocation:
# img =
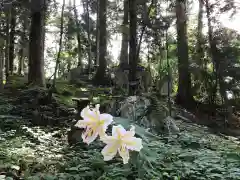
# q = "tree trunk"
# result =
<box><xmin>95</xmin><ymin>0</ymin><xmax>100</xmax><ymax>66</ymax></box>
<box><xmin>136</xmin><ymin>0</ymin><xmax>154</xmax><ymax>63</ymax></box>
<box><xmin>0</xmin><ymin>16</ymin><xmax>4</xmax><ymax>90</ymax></box>
<box><xmin>205</xmin><ymin>0</ymin><xmax>217</xmax><ymax>103</ymax></box>
<box><xmin>128</xmin><ymin>0</ymin><xmax>137</xmax><ymax>95</ymax></box>
<box><xmin>85</xmin><ymin>0</ymin><xmax>92</xmax><ymax>73</ymax></box>
<box><xmin>18</xmin><ymin>12</ymin><xmax>28</xmax><ymax>75</ymax></box>
<box><xmin>52</xmin><ymin>0</ymin><xmax>65</xmax><ymax>88</ymax></box>
<box><xmin>175</xmin><ymin>0</ymin><xmax>194</xmax><ymax>107</ymax></box>
<box><xmin>5</xmin><ymin>9</ymin><xmax>10</xmax><ymax>81</ymax></box>
<box><xmin>0</xmin><ymin>48</ymin><xmax>3</xmax><ymax>90</ymax></box>
<box><xmin>119</xmin><ymin>0</ymin><xmax>129</xmax><ymax>67</ymax></box>
<box><xmin>205</xmin><ymin>0</ymin><xmax>218</xmax><ymax>66</ymax></box>
<box><xmin>192</xmin><ymin>0</ymin><xmax>204</xmax><ymax>92</ymax></box>
<box><xmin>18</xmin><ymin>48</ymin><xmax>24</xmax><ymax>75</ymax></box>
<box><xmin>73</xmin><ymin>0</ymin><xmax>82</xmax><ymax>68</ymax></box>
<box><xmin>9</xmin><ymin>5</ymin><xmax>16</xmax><ymax>74</ymax></box>
<box><xmin>93</xmin><ymin>0</ymin><xmax>107</xmax><ymax>85</ymax></box>
<box><xmin>28</xmin><ymin>0</ymin><xmax>46</xmax><ymax>87</ymax></box>
<box><xmin>205</xmin><ymin>0</ymin><xmax>224</xmax><ymax>104</ymax></box>
<box><xmin>196</xmin><ymin>0</ymin><xmax>204</xmax><ymax>67</ymax></box>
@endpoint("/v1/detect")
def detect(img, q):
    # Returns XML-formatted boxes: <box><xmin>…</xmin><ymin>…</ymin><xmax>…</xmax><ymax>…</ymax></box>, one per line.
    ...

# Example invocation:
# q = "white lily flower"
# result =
<box><xmin>101</xmin><ymin>125</ymin><xmax>143</xmax><ymax>164</ymax></box>
<box><xmin>75</xmin><ymin>104</ymin><xmax>113</xmax><ymax>145</ymax></box>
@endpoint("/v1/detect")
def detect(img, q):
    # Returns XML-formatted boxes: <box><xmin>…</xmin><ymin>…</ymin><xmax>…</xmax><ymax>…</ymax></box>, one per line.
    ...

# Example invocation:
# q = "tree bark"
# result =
<box><xmin>0</xmin><ymin>48</ymin><xmax>3</xmax><ymax>90</ymax></box>
<box><xmin>128</xmin><ymin>0</ymin><xmax>137</xmax><ymax>95</ymax></box>
<box><xmin>28</xmin><ymin>0</ymin><xmax>46</xmax><ymax>87</ymax></box>
<box><xmin>205</xmin><ymin>0</ymin><xmax>226</xmax><ymax>104</ymax></box>
<box><xmin>85</xmin><ymin>0</ymin><xmax>92</xmax><ymax>73</ymax></box>
<box><xmin>52</xmin><ymin>0</ymin><xmax>65</xmax><ymax>88</ymax></box>
<box><xmin>5</xmin><ymin>8</ymin><xmax>10</xmax><ymax>81</ymax></box>
<box><xmin>136</xmin><ymin>0</ymin><xmax>154</xmax><ymax>63</ymax></box>
<box><xmin>0</xmin><ymin>15</ymin><xmax>4</xmax><ymax>90</ymax></box>
<box><xmin>196</xmin><ymin>0</ymin><xmax>204</xmax><ymax>67</ymax></box>
<box><xmin>93</xmin><ymin>0</ymin><xmax>107</xmax><ymax>85</ymax></box>
<box><xmin>18</xmin><ymin>12</ymin><xmax>28</xmax><ymax>75</ymax></box>
<box><xmin>95</xmin><ymin>0</ymin><xmax>100</xmax><ymax>66</ymax></box>
<box><xmin>205</xmin><ymin>0</ymin><xmax>217</xmax><ymax>104</ymax></box>
<box><xmin>119</xmin><ymin>0</ymin><xmax>129</xmax><ymax>67</ymax></box>
<box><xmin>9</xmin><ymin>5</ymin><xmax>16</xmax><ymax>74</ymax></box>
<box><xmin>175</xmin><ymin>0</ymin><xmax>194</xmax><ymax>107</ymax></box>
<box><xmin>73</xmin><ymin>0</ymin><xmax>82</xmax><ymax>68</ymax></box>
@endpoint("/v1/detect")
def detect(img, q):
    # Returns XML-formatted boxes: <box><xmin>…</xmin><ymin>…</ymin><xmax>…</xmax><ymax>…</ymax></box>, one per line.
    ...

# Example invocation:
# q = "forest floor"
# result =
<box><xmin>0</xmin><ymin>76</ymin><xmax>239</xmax><ymax>180</ymax></box>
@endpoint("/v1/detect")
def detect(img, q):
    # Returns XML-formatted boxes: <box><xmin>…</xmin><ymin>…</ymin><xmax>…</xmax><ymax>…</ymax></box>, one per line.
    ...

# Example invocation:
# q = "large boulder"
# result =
<box><xmin>108</xmin><ymin>95</ymin><xmax>179</xmax><ymax>135</ymax></box>
<box><xmin>111</xmin><ymin>64</ymin><xmax>152</xmax><ymax>93</ymax></box>
<box><xmin>112</xmin><ymin>67</ymin><xmax>129</xmax><ymax>90</ymax></box>
<box><xmin>67</xmin><ymin>67</ymin><xmax>83</xmax><ymax>84</ymax></box>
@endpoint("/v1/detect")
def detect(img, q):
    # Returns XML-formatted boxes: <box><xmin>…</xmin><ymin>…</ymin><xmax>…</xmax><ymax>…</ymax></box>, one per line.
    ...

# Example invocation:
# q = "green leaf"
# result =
<box><xmin>26</xmin><ymin>176</ymin><xmax>41</xmax><ymax>180</ymax></box>
<box><xmin>5</xmin><ymin>177</ymin><xmax>14</xmax><ymax>180</ymax></box>
<box><xmin>42</xmin><ymin>175</ymin><xmax>56</xmax><ymax>180</ymax></box>
<box><xmin>10</xmin><ymin>164</ymin><xmax>20</xmax><ymax>171</ymax></box>
<box><xmin>149</xmin><ymin>7</ymin><xmax>156</xmax><ymax>18</ymax></box>
<box><xmin>113</xmin><ymin>117</ymin><xmax>161</xmax><ymax>142</ymax></box>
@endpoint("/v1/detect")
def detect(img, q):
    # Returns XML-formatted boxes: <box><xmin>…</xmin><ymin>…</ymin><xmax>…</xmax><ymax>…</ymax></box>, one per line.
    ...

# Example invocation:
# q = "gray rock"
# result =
<box><xmin>68</xmin><ymin>67</ymin><xmax>83</xmax><ymax>84</ymax></box>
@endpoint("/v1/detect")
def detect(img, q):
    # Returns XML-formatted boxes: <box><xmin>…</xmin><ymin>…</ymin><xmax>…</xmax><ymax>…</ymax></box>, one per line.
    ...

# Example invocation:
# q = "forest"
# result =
<box><xmin>0</xmin><ymin>0</ymin><xmax>239</xmax><ymax>179</ymax></box>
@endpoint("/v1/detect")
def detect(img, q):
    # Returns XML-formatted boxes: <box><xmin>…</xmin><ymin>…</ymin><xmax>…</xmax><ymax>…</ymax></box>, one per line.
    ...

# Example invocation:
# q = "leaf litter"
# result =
<box><xmin>0</xmin><ymin>95</ymin><xmax>239</xmax><ymax>180</ymax></box>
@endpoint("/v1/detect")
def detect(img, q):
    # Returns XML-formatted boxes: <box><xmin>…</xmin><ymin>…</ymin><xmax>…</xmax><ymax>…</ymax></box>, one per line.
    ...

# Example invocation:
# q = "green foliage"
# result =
<box><xmin>0</xmin><ymin>97</ymin><xmax>240</xmax><ymax>179</ymax></box>
<box><xmin>1</xmin><ymin>0</ymin><xmax>240</xmax><ymax>179</ymax></box>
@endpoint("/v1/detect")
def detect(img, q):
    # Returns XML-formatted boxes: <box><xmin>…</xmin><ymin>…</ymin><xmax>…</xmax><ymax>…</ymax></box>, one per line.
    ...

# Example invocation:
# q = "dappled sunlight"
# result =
<box><xmin>0</xmin><ymin>0</ymin><xmax>239</xmax><ymax>179</ymax></box>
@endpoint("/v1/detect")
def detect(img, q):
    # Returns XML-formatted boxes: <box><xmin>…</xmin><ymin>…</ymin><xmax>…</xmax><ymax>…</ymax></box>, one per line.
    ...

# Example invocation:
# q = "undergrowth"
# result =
<box><xmin>0</xmin><ymin>76</ymin><xmax>239</xmax><ymax>180</ymax></box>
<box><xmin>0</xmin><ymin>112</ymin><xmax>239</xmax><ymax>179</ymax></box>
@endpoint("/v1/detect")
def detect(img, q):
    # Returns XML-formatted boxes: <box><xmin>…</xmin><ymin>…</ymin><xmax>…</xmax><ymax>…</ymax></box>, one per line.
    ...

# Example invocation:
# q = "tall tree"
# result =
<box><xmin>175</xmin><ymin>0</ymin><xmax>194</xmax><ymax>107</ymax></box>
<box><xmin>0</xmin><ymin>46</ymin><xmax>3</xmax><ymax>90</ymax></box>
<box><xmin>196</xmin><ymin>0</ymin><xmax>204</xmax><ymax>66</ymax></box>
<box><xmin>73</xmin><ymin>0</ymin><xmax>82</xmax><ymax>68</ymax></box>
<box><xmin>18</xmin><ymin>10</ymin><xmax>29</xmax><ymax>75</ymax></box>
<box><xmin>84</xmin><ymin>0</ymin><xmax>92</xmax><ymax>73</ymax></box>
<box><xmin>95</xmin><ymin>0</ymin><xmax>100</xmax><ymax>66</ymax></box>
<box><xmin>52</xmin><ymin>0</ymin><xmax>65</xmax><ymax>89</ymax></box>
<box><xmin>9</xmin><ymin>5</ymin><xmax>16</xmax><ymax>74</ymax></box>
<box><xmin>28</xmin><ymin>0</ymin><xmax>46</xmax><ymax>87</ymax></box>
<box><xmin>65</xmin><ymin>1</ymin><xmax>74</xmax><ymax>72</ymax></box>
<box><xmin>136</xmin><ymin>0</ymin><xmax>154</xmax><ymax>63</ymax></box>
<box><xmin>205</xmin><ymin>0</ymin><xmax>218</xmax><ymax>104</ymax></box>
<box><xmin>128</xmin><ymin>0</ymin><xmax>137</xmax><ymax>95</ymax></box>
<box><xmin>93</xmin><ymin>0</ymin><xmax>107</xmax><ymax>85</ymax></box>
<box><xmin>205</xmin><ymin>0</ymin><xmax>218</xmax><ymax>71</ymax></box>
<box><xmin>119</xmin><ymin>0</ymin><xmax>129</xmax><ymax>67</ymax></box>
<box><xmin>4</xmin><ymin>8</ymin><xmax>10</xmax><ymax>80</ymax></box>
<box><xmin>0</xmin><ymin>10</ymin><xmax>4</xmax><ymax>90</ymax></box>
<box><xmin>205</xmin><ymin>0</ymin><xmax>228</xmax><ymax>104</ymax></box>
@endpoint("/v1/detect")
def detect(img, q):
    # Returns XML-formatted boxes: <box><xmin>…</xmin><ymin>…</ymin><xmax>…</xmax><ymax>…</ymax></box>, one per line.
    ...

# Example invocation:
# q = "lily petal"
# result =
<box><xmin>93</xmin><ymin>104</ymin><xmax>101</xmax><ymax>116</ymax></box>
<box><xmin>81</xmin><ymin>126</ymin><xmax>98</xmax><ymax>145</ymax></box>
<box><xmin>97</xmin><ymin>125</ymin><xmax>108</xmax><ymax>137</ymax></box>
<box><xmin>123</xmin><ymin>137</ymin><xmax>143</xmax><ymax>152</ymax></box>
<box><xmin>124</xmin><ymin>125</ymin><xmax>135</xmax><ymax>138</ymax></box>
<box><xmin>84</xmin><ymin>111</ymin><xmax>99</xmax><ymax>122</ymax></box>
<box><xmin>118</xmin><ymin>145</ymin><xmax>130</xmax><ymax>164</ymax></box>
<box><xmin>74</xmin><ymin>119</ymin><xmax>91</xmax><ymax>128</ymax></box>
<box><xmin>95</xmin><ymin>104</ymin><xmax>100</xmax><ymax>111</ymax></box>
<box><xmin>100</xmin><ymin>135</ymin><xmax>117</xmax><ymax>144</ymax></box>
<box><xmin>80</xmin><ymin>106</ymin><xmax>91</xmax><ymax>119</ymax></box>
<box><xmin>100</xmin><ymin>113</ymin><xmax>113</xmax><ymax>130</ymax></box>
<box><xmin>101</xmin><ymin>143</ymin><xmax>118</xmax><ymax>161</ymax></box>
<box><xmin>112</xmin><ymin>125</ymin><xmax>126</xmax><ymax>138</ymax></box>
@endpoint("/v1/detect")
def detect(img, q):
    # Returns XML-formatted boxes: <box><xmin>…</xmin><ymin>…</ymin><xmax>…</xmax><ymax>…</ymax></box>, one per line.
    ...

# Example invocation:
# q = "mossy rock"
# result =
<box><xmin>75</xmin><ymin>90</ymin><xmax>91</xmax><ymax>98</ymax></box>
<box><xmin>62</xmin><ymin>90</ymin><xmax>73</xmax><ymax>96</ymax></box>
